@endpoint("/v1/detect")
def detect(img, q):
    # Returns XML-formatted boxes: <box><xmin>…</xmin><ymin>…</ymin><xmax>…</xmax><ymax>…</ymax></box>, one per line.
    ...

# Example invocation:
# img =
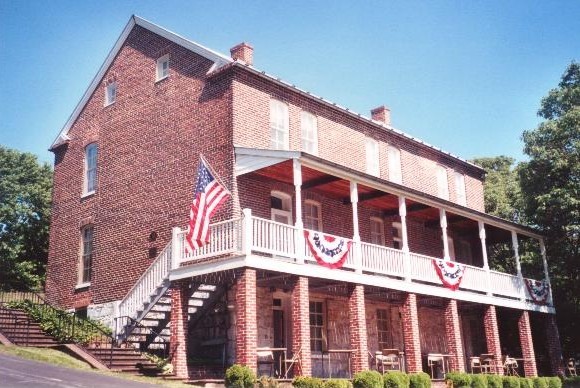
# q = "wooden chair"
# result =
<box><xmin>504</xmin><ymin>357</ymin><xmax>519</xmax><ymax>376</ymax></box>
<box><xmin>284</xmin><ymin>347</ymin><xmax>302</xmax><ymax>379</ymax></box>
<box><xmin>567</xmin><ymin>358</ymin><xmax>577</xmax><ymax>377</ymax></box>
<box><xmin>257</xmin><ymin>350</ymin><xmax>274</xmax><ymax>376</ymax></box>
<box><xmin>470</xmin><ymin>357</ymin><xmax>483</xmax><ymax>373</ymax></box>
<box><xmin>379</xmin><ymin>349</ymin><xmax>402</xmax><ymax>372</ymax></box>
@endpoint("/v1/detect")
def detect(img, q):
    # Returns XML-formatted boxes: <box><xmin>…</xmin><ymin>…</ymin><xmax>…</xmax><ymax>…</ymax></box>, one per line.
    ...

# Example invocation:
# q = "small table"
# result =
<box><xmin>426</xmin><ymin>353</ymin><xmax>452</xmax><ymax>380</ymax></box>
<box><xmin>323</xmin><ymin>349</ymin><xmax>355</xmax><ymax>378</ymax></box>
<box><xmin>256</xmin><ymin>347</ymin><xmax>287</xmax><ymax>377</ymax></box>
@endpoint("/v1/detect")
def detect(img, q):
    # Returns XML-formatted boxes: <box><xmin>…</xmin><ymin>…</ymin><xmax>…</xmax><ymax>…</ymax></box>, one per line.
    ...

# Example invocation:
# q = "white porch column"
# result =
<box><xmin>399</xmin><ymin>196</ymin><xmax>411</xmax><ymax>281</ymax></box>
<box><xmin>350</xmin><ymin>181</ymin><xmax>362</xmax><ymax>273</ymax></box>
<box><xmin>511</xmin><ymin>231</ymin><xmax>526</xmax><ymax>301</ymax></box>
<box><xmin>479</xmin><ymin>221</ymin><xmax>492</xmax><ymax>296</ymax></box>
<box><xmin>440</xmin><ymin>209</ymin><xmax>451</xmax><ymax>260</ymax></box>
<box><xmin>171</xmin><ymin>227</ymin><xmax>181</xmax><ymax>270</ymax></box>
<box><xmin>293</xmin><ymin>159</ymin><xmax>305</xmax><ymax>264</ymax></box>
<box><xmin>539</xmin><ymin>239</ymin><xmax>554</xmax><ymax>305</ymax></box>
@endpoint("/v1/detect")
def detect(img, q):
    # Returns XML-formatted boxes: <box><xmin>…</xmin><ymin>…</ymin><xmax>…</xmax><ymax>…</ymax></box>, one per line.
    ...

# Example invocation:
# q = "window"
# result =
<box><xmin>392</xmin><ymin>222</ymin><xmax>402</xmax><ymax>250</ymax></box>
<box><xmin>304</xmin><ymin>200</ymin><xmax>321</xmax><ymax>231</ymax></box>
<box><xmin>105</xmin><ymin>82</ymin><xmax>116</xmax><ymax>106</ymax></box>
<box><xmin>387</xmin><ymin>145</ymin><xmax>402</xmax><ymax>184</ymax></box>
<box><xmin>79</xmin><ymin>226</ymin><xmax>94</xmax><ymax>285</ymax></box>
<box><xmin>270</xmin><ymin>99</ymin><xmax>289</xmax><ymax>150</ymax></box>
<box><xmin>270</xmin><ymin>191</ymin><xmax>292</xmax><ymax>225</ymax></box>
<box><xmin>436</xmin><ymin>165</ymin><xmax>449</xmax><ymax>200</ymax></box>
<box><xmin>456</xmin><ymin>239</ymin><xmax>473</xmax><ymax>265</ymax></box>
<box><xmin>365</xmin><ymin>137</ymin><xmax>379</xmax><ymax>176</ymax></box>
<box><xmin>300</xmin><ymin>111</ymin><xmax>318</xmax><ymax>155</ymax></box>
<box><xmin>309</xmin><ymin>301</ymin><xmax>325</xmax><ymax>352</ymax></box>
<box><xmin>454</xmin><ymin>172</ymin><xmax>466</xmax><ymax>206</ymax></box>
<box><xmin>370</xmin><ymin>217</ymin><xmax>385</xmax><ymax>245</ymax></box>
<box><xmin>84</xmin><ymin>143</ymin><xmax>98</xmax><ymax>195</ymax></box>
<box><xmin>156</xmin><ymin>54</ymin><xmax>169</xmax><ymax>81</ymax></box>
<box><xmin>377</xmin><ymin>309</ymin><xmax>391</xmax><ymax>349</ymax></box>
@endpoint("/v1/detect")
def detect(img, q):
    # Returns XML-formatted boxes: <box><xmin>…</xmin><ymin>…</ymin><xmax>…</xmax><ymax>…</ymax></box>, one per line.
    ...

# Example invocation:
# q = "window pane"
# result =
<box><xmin>388</xmin><ymin>146</ymin><xmax>402</xmax><ymax>184</ymax></box>
<box><xmin>270</xmin><ymin>100</ymin><xmax>289</xmax><ymax>150</ymax></box>
<box><xmin>365</xmin><ymin>137</ymin><xmax>379</xmax><ymax>176</ymax></box>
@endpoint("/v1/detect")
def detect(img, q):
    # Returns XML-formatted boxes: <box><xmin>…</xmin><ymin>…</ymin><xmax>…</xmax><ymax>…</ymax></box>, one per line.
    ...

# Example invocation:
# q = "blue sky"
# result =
<box><xmin>1</xmin><ymin>0</ymin><xmax>578</xmax><ymax>165</ymax></box>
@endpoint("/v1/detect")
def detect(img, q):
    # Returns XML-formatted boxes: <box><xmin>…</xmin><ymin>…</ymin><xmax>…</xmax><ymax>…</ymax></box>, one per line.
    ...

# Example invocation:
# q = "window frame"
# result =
<box><xmin>83</xmin><ymin>143</ymin><xmax>98</xmax><ymax>196</ymax></box>
<box><xmin>454</xmin><ymin>171</ymin><xmax>467</xmax><ymax>206</ymax></box>
<box><xmin>365</xmin><ymin>137</ymin><xmax>380</xmax><ymax>177</ymax></box>
<box><xmin>270</xmin><ymin>99</ymin><xmax>289</xmax><ymax>150</ymax></box>
<box><xmin>78</xmin><ymin>225</ymin><xmax>94</xmax><ymax>287</ymax></box>
<box><xmin>392</xmin><ymin>222</ymin><xmax>402</xmax><ymax>250</ymax></box>
<box><xmin>303</xmin><ymin>200</ymin><xmax>322</xmax><ymax>231</ymax></box>
<box><xmin>376</xmin><ymin>308</ymin><xmax>391</xmax><ymax>350</ymax></box>
<box><xmin>104</xmin><ymin>82</ymin><xmax>117</xmax><ymax>106</ymax></box>
<box><xmin>156</xmin><ymin>54</ymin><xmax>170</xmax><ymax>81</ymax></box>
<box><xmin>436</xmin><ymin>165</ymin><xmax>450</xmax><ymax>200</ymax></box>
<box><xmin>387</xmin><ymin>145</ymin><xmax>402</xmax><ymax>184</ymax></box>
<box><xmin>300</xmin><ymin>110</ymin><xmax>318</xmax><ymax>155</ymax></box>
<box><xmin>370</xmin><ymin>217</ymin><xmax>386</xmax><ymax>246</ymax></box>
<box><xmin>309</xmin><ymin>300</ymin><xmax>326</xmax><ymax>353</ymax></box>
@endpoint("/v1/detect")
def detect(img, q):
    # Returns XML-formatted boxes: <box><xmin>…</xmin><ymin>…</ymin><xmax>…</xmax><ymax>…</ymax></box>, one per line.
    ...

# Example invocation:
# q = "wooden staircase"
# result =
<box><xmin>0</xmin><ymin>306</ymin><xmax>58</xmax><ymax>347</ymax></box>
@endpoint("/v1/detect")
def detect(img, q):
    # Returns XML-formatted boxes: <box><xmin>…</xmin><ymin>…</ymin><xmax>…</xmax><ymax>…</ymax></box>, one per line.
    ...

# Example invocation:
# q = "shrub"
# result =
<box><xmin>324</xmin><ymin>379</ymin><xmax>353</xmax><ymax>388</ymax></box>
<box><xmin>446</xmin><ymin>372</ymin><xmax>472</xmax><ymax>388</ymax></box>
<box><xmin>546</xmin><ymin>377</ymin><xmax>562</xmax><ymax>388</ymax></box>
<box><xmin>293</xmin><ymin>376</ymin><xmax>324</xmax><ymax>388</ymax></box>
<box><xmin>487</xmin><ymin>375</ymin><xmax>503</xmax><ymax>388</ymax></box>
<box><xmin>257</xmin><ymin>376</ymin><xmax>279</xmax><ymax>388</ymax></box>
<box><xmin>471</xmin><ymin>374</ymin><xmax>488</xmax><ymax>388</ymax></box>
<box><xmin>225</xmin><ymin>364</ymin><xmax>256</xmax><ymax>388</ymax></box>
<box><xmin>409</xmin><ymin>372</ymin><xmax>431</xmax><ymax>388</ymax></box>
<box><xmin>503</xmin><ymin>376</ymin><xmax>520</xmax><ymax>388</ymax></box>
<box><xmin>533</xmin><ymin>378</ymin><xmax>549</xmax><ymax>388</ymax></box>
<box><xmin>384</xmin><ymin>371</ymin><xmax>411</xmax><ymax>388</ymax></box>
<box><xmin>352</xmin><ymin>370</ymin><xmax>383</xmax><ymax>388</ymax></box>
<box><xmin>520</xmin><ymin>379</ymin><xmax>534</xmax><ymax>388</ymax></box>
<box><xmin>563</xmin><ymin>377</ymin><xmax>580</xmax><ymax>388</ymax></box>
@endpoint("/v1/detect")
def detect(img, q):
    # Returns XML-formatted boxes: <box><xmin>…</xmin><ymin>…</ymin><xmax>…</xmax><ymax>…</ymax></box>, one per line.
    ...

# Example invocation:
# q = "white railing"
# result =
<box><xmin>252</xmin><ymin>217</ymin><xmax>296</xmax><ymax>258</ymax></box>
<box><xmin>360</xmin><ymin>242</ymin><xmax>405</xmax><ymax>277</ymax></box>
<box><xmin>176</xmin><ymin>218</ymin><xmax>242</xmax><ymax>265</ymax></box>
<box><xmin>303</xmin><ymin>228</ymin><xmax>356</xmax><ymax>269</ymax></box>
<box><xmin>118</xmin><ymin>241</ymin><xmax>172</xmax><ymax>320</ymax></box>
<box><xmin>409</xmin><ymin>252</ymin><xmax>441</xmax><ymax>284</ymax></box>
<box><xmin>459</xmin><ymin>264</ymin><xmax>491</xmax><ymax>293</ymax></box>
<box><xmin>489</xmin><ymin>270</ymin><xmax>524</xmax><ymax>299</ymax></box>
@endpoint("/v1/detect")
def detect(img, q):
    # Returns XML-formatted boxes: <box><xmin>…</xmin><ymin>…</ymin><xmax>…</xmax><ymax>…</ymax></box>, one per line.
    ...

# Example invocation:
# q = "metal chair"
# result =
<box><xmin>284</xmin><ymin>347</ymin><xmax>302</xmax><ymax>379</ymax></box>
<box><xmin>504</xmin><ymin>357</ymin><xmax>519</xmax><ymax>376</ymax></box>
<box><xmin>470</xmin><ymin>357</ymin><xmax>484</xmax><ymax>373</ymax></box>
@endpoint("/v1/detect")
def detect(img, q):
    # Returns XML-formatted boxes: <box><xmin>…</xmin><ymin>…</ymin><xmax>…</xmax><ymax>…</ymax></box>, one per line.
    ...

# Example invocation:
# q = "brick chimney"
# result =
<box><xmin>371</xmin><ymin>105</ymin><xmax>391</xmax><ymax>126</ymax></box>
<box><xmin>230</xmin><ymin>42</ymin><xmax>254</xmax><ymax>65</ymax></box>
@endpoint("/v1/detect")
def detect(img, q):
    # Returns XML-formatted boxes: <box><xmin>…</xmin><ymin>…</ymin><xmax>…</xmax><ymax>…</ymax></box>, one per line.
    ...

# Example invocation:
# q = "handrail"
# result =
<box><xmin>115</xmin><ymin>315</ymin><xmax>169</xmax><ymax>359</ymax></box>
<box><xmin>0</xmin><ymin>304</ymin><xmax>32</xmax><ymax>346</ymax></box>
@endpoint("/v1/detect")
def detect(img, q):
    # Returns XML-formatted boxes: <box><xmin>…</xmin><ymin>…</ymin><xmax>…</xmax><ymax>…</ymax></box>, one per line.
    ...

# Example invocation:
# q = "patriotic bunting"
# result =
<box><xmin>304</xmin><ymin>230</ymin><xmax>352</xmax><ymax>269</ymax></box>
<box><xmin>433</xmin><ymin>259</ymin><xmax>466</xmax><ymax>291</ymax></box>
<box><xmin>525</xmin><ymin>279</ymin><xmax>550</xmax><ymax>303</ymax></box>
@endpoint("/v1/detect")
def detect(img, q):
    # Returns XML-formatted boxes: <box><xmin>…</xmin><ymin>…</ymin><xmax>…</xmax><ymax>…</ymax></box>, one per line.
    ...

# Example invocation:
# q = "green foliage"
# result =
<box><xmin>384</xmin><ymin>371</ymin><xmax>411</xmax><ymax>388</ymax></box>
<box><xmin>487</xmin><ymin>375</ymin><xmax>504</xmax><ymax>388</ymax></box>
<box><xmin>408</xmin><ymin>372</ymin><xmax>431</xmax><ymax>388</ymax></box>
<box><xmin>352</xmin><ymin>370</ymin><xmax>383</xmax><ymax>388</ymax></box>
<box><xmin>471</xmin><ymin>374</ymin><xmax>488</xmax><ymax>388</ymax></box>
<box><xmin>446</xmin><ymin>372</ymin><xmax>472</xmax><ymax>388</ymax></box>
<box><xmin>503</xmin><ymin>376</ymin><xmax>521</xmax><ymax>388</ymax></box>
<box><xmin>225</xmin><ymin>364</ymin><xmax>256</xmax><ymax>388</ymax></box>
<box><xmin>563</xmin><ymin>376</ymin><xmax>580</xmax><ymax>388</ymax></box>
<box><xmin>292</xmin><ymin>376</ymin><xmax>324</xmax><ymax>388</ymax></box>
<box><xmin>257</xmin><ymin>375</ymin><xmax>279</xmax><ymax>388</ymax></box>
<box><xmin>0</xmin><ymin>146</ymin><xmax>52</xmax><ymax>291</ymax></box>
<box><xmin>323</xmin><ymin>379</ymin><xmax>353</xmax><ymax>388</ymax></box>
<box><xmin>143</xmin><ymin>353</ymin><xmax>172</xmax><ymax>375</ymax></box>
<box><xmin>546</xmin><ymin>377</ymin><xmax>562</xmax><ymax>388</ymax></box>
<box><xmin>520</xmin><ymin>378</ymin><xmax>534</xmax><ymax>388</ymax></box>
<box><xmin>533</xmin><ymin>377</ymin><xmax>549</xmax><ymax>388</ymax></box>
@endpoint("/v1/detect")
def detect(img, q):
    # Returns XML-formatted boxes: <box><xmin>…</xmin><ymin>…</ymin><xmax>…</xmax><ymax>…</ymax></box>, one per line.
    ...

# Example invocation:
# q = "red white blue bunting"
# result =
<box><xmin>304</xmin><ymin>230</ymin><xmax>352</xmax><ymax>269</ymax></box>
<box><xmin>525</xmin><ymin>279</ymin><xmax>550</xmax><ymax>303</ymax></box>
<box><xmin>433</xmin><ymin>259</ymin><xmax>466</xmax><ymax>291</ymax></box>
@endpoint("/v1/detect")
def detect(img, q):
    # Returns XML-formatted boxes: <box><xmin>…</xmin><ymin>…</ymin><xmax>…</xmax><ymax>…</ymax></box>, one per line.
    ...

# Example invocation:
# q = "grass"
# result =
<box><xmin>0</xmin><ymin>345</ymin><xmax>197</xmax><ymax>387</ymax></box>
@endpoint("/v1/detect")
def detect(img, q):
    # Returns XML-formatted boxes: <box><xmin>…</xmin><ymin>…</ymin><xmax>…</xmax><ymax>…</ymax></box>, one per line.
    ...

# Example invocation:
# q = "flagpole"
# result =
<box><xmin>199</xmin><ymin>154</ymin><xmax>232</xmax><ymax>196</ymax></box>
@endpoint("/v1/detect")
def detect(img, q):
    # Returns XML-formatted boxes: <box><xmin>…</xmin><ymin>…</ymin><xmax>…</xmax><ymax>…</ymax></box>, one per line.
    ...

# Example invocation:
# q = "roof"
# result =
<box><xmin>49</xmin><ymin>16</ymin><xmax>484</xmax><ymax>176</ymax></box>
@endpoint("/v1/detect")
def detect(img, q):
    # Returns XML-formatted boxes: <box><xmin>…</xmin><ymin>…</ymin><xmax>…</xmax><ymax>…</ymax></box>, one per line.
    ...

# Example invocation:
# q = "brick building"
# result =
<box><xmin>46</xmin><ymin>16</ymin><xmax>564</xmax><ymax>380</ymax></box>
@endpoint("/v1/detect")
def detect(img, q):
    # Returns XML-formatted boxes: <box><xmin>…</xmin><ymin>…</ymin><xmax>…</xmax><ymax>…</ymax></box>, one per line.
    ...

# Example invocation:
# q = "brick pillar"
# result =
<box><xmin>444</xmin><ymin>299</ymin><xmax>465</xmax><ymax>372</ymax></box>
<box><xmin>545</xmin><ymin>314</ymin><xmax>565</xmax><ymax>376</ymax></box>
<box><xmin>235</xmin><ymin>268</ymin><xmax>257</xmax><ymax>372</ymax></box>
<box><xmin>518</xmin><ymin>310</ymin><xmax>538</xmax><ymax>377</ymax></box>
<box><xmin>483</xmin><ymin>305</ymin><xmax>503</xmax><ymax>375</ymax></box>
<box><xmin>401</xmin><ymin>293</ymin><xmax>422</xmax><ymax>373</ymax></box>
<box><xmin>170</xmin><ymin>279</ymin><xmax>190</xmax><ymax>379</ymax></box>
<box><xmin>291</xmin><ymin>276</ymin><xmax>311</xmax><ymax>376</ymax></box>
<box><xmin>349</xmin><ymin>284</ymin><xmax>369</xmax><ymax>372</ymax></box>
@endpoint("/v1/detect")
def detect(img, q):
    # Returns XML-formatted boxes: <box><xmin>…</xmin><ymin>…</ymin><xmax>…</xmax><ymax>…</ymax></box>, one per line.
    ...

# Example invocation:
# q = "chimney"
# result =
<box><xmin>230</xmin><ymin>42</ymin><xmax>254</xmax><ymax>66</ymax></box>
<box><xmin>371</xmin><ymin>105</ymin><xmax>391</xmax><ymax>126</ymax></box>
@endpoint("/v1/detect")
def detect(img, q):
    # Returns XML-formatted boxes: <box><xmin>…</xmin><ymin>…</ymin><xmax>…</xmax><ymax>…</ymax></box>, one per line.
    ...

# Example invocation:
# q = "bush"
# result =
<box><xmin>352</xmin><ymin>371</ymin><xmax>383</xmax><ymax>388</ymax></box>
<box><xmin>293</xmin><ymin>376</ymin><xmax>324</xmax><ymax>388</ymax></box>
<box><xmin>503</xmin><ymin>376</ymin><xmax>520</xmax><ymax>388</ymax></box>
<box><xmin>257</xmin><ymin>376</ymin><xmax>279</xmax><ymax>388</ymax></box>
<box><xmin>487</xmin><ymin>375</ymin><xmax>503</xmax><ymax>388</ymax></box>
<box><xmin>446</xmin><ymin>372</ymin><xmax>472</xmax><ymax>388</ymax></box>
<box><xmin>563</xmin><ymin>377</ymin><xmax>580</xmax><ymax>388</ymax></box>
<box><xmin>520</xmin><ymin>379</ymin><xmax>534</xmax><ymax>388</ymax></box>
<box><xmin>384</xmin><ymin>371</ymin><xmax>411</xmax><ymax>388</ymax></box>
<box><xmin>225</xmin><ymin>364</ymin><xmax>256</xmax><ymax>388</ymax></box>
<box><xmin>546</xmin><ymin>377</ymin><xmax>562</xmax><ymax>388</ymax></box>
<box><xmin>533</xmin><ymin>378</ymin><xmax>549</xmax><ymax>388</ymax></box>
<box><xmin>409</xmin><ymin>372</ymin><xmax>431</xmax><ymax>388</ymax></box>
<box><xmin>471</xmin><ymin>374</ymin><xmax>488</xmax><ymax>388</ymax></box>
<box><xmin>324</xmin><ymin>379</ymin><xmax>353</xmax><ymax>388</ymax></box>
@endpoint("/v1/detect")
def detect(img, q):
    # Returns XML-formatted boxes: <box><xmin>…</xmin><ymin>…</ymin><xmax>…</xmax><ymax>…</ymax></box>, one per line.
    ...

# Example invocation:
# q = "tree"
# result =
<box><xmin>519</xmin><ymin>62</ymin><xmax>580</xmax><ymax>354</ymax></box>
<box><xmin>0</xmin><ymin>146</ymin><xmax>52</xmax><ymax>290</ymax></box>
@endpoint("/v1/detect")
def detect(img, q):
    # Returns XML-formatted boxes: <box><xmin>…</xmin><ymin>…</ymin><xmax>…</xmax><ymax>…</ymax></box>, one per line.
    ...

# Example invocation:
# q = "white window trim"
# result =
<box><xmin>270</xmin><ymin>99</ymin><xmax>290</xmax><ymax>150</ymax></box>
<box><xmin>83</xmin><ymin>143</ymin><xmax>97</xmax><ymax>196</ymax></box>
<box><xmin>387</xmin><ymin>145</ymin><xmax>402</xmax><ymax>184</ymax></box>
<box><xmin>156</xmin><ymin>54</ymin><xmax>170</xmax><ymax>82</ymax></box>
<box><xmin>304</xmin><ymin>199</ymin><xmax>322</xmax><ymax>232</ymax></box>
<box><xmin>300</xmin><ymin>111</ymin><xmax>318</xmax><ymax>155</ymax></box>
<box><xmin>436</xmin><ymin>165</ymin><xmax>450</xmax><ymax>200</ymax></box>
<box><xmin>454</xmin><ymin>171</ymin><xmax>467</xmax><ymax>206</ymax></box>
<box><xmin>365</xmin><ymin>137</ymin><xmax>380</xmax><ymax>177</ymax></box>
<box><xmin>78</xmin><ymin>225</ymin><xmax>94</xmax><ymax>286</ymax></box>
<box><xmin>370</xmin><ymin>217</ymin><xmax>386</xmax><ymax>246</ymax></box>
<box><xmin>104</xmin><ymin>82</ymin><xmax>116</xmax><ymax>106</ymax></box>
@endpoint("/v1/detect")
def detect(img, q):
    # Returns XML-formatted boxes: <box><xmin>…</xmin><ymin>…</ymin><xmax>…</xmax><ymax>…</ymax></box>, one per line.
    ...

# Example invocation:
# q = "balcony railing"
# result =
<box><xmin>172</xmin><ymin>210</ymin><xmax>548</xmax><ymax>306</ymax></box>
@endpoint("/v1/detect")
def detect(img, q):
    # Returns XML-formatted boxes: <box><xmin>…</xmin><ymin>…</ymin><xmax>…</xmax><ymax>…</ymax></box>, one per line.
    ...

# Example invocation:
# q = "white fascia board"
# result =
<box><xmin>49</xmin><ymin>15</ymin><xmax>233</xmax><ymax>151</ymax></box>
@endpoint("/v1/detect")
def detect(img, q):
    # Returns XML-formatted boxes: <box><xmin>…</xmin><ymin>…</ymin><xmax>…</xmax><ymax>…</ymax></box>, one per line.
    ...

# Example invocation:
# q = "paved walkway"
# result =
<box><xmin>0</xmin><ymin>353</ymin><xmax>162</xmax><ymax>388</ymax></box>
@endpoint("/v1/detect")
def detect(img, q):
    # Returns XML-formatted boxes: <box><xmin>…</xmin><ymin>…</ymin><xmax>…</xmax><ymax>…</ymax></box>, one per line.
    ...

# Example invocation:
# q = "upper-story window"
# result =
<box><xmin>365</xmin><ymin>137</ymin><xmax>379</xmax><ymax>177</ymax></box>
<box><xmin>387</xmin><ymin>145</ymin><xmax>402</xmax><ymax>184</ymax></box>
<box><xmin>392</xmin><ymin>222</ymin><xmax>402</xmax><ymax>250</ymax></box>
<box><xmin>84</xmin><ymin>143</ymin><xmax>98</xmax><ymax>195</ymax></box>
<box><xmin>454</xmin><ymin>172</ymin><xmax>466</xmax><ymax>206</ymax></box>
<box><xmin>370</xmin><ymin>217</ymin><xmax>385</xmax><ymax>245</ymax></box>
<box><xmin>105</xmin><ymin>82</ymin><xmax>117</xmax><ymax>106</ymax></box>
<box><xmin>156</xmin><ymin>54</ymin><xmax>169</xmax><ymax>81</ymax></box>
<box><xmin>436</xmin><ymin>165</ymin><xmax>449</xmax><ymax>200</ymax></box>
<box><xmin>79</xmin><ymin>225</ymin><xmax>94</xmax><ymax>285</ymax></box>
<box><xmin>270</xmin><ymin>99</ymin><xmax>289</xmax><ymax>150</ymax></box>
<box><xmin>300</xmin><ymin>111</ymin><xmax>318</xmax><ymax>155</ymax></box>
<box><xmin>304</xmin><ymin>200</ymin><xmax>322</xmax><ymax>231</ymax></box>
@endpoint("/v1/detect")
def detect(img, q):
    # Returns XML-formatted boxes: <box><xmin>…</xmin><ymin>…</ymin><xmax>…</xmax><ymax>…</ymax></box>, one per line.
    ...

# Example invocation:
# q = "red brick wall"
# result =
<box><xmin>444</xmin><ymin>299</ymin><xmax>466</xmax><ymax>372</ymax></box>
<box><xmin>545</xmin><ymin>314</ymin><xmax>564</xmax><ymax>376</ymax></box>
<box><xmin>291</xmin><ymin>276</ymin><xmax>311</xmax><ymax>376</ymax></box>
<box><xmin>235</xmin><ymin>268</ymin><xmax>257</xmax><ymax>371</ymax></box>
<box><xmin>402</xmin><ymin>293</ymin><xmax>422</xmax><ymax>373</ymax></box>
<box><xmin>46</xmin><ymin>26</ymin><xmax>235</xmax><ymax>307</ymax></box>
<box><xmin>170</xmin><ymin>280</ymin><xmax>190</xmax><ymax>378</ymax></box>
<box><xmin>348</xmin><ymin>284</ymin><xmax>369</xmax><ymax>372</ymax></box>
<box><xmin>483</xmin><ymin>305</ymin><xmax>503</xmax><ymax>375</ymax></box>
<box><xmin>518</xmin><ymin>310</ymin><xmax>538</xmax><ymax>377</ymax></box>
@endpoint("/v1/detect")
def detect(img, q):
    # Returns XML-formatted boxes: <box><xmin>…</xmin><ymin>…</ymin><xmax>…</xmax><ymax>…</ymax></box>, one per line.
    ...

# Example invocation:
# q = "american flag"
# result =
<box><xmin>185</xmin><ymin>158</ymin><xmax>230</xmax><ymax>253</ymax></box>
